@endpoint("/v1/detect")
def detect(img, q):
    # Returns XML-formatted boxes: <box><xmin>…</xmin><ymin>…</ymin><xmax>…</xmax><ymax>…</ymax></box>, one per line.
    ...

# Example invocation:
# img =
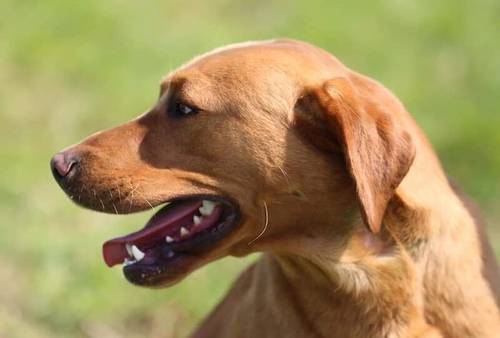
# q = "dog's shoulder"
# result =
<box><xmin>448</xmin><ymin>177</ymin><xmax>500</xmax><ymax>303</ymax></box>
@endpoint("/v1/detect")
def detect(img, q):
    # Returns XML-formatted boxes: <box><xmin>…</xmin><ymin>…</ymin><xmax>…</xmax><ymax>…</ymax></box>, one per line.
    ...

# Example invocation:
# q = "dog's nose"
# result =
<box><xmin>50</xmin><ymin>151</ymin><xmax>79</xmax><ymax>181</ymax></box>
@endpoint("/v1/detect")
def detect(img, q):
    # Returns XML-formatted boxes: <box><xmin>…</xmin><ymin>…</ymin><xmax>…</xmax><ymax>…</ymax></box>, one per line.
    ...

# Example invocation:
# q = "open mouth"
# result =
<box><xmin>102</xmin><ymin>195</ymin><xmax>240</xmax><ymax>286</ymax></box>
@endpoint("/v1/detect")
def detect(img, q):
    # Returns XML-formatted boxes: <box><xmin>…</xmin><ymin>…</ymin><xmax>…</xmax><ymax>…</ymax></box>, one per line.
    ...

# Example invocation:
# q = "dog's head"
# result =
<box><xmin>51</xmin><ymin>39</ymin><xmax>414</xmax><ymax>287</ymax></box>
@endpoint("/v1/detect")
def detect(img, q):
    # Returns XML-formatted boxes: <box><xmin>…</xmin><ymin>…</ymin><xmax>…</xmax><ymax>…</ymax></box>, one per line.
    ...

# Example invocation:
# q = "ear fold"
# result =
<box><xmin>295</xmin><ymin>77</ymin><xmax>415</xmax><ymax>233</ymax></box>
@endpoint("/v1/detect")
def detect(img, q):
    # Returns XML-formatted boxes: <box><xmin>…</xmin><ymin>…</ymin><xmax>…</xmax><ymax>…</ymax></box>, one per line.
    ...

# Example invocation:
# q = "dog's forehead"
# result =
<box><xmin>161</xmin><ymin>40</ymin><xmax>345</xmax><ymax>93</ymax></box>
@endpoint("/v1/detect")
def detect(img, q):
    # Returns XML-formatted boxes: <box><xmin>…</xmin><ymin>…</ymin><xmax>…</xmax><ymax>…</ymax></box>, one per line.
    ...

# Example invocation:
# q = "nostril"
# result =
<box><xmin>50</xmin><ymin>152</ymin><xmax>78</xmax><ymax>180</ymax></box>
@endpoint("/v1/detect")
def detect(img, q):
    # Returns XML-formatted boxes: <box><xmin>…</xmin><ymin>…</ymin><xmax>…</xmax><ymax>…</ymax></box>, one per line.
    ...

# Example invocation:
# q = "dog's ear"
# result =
<box><xmin>294</xmin><ymin>77</ymin><xmax>415</xmax><ymax>233</ymax></box>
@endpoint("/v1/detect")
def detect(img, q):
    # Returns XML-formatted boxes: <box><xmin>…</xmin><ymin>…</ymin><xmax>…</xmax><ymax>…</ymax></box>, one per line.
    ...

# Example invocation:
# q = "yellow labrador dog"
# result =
<box><xmin>51</xmin><ymin>39</ymin><xmax>500</xmax><ymax>337</ymax></box>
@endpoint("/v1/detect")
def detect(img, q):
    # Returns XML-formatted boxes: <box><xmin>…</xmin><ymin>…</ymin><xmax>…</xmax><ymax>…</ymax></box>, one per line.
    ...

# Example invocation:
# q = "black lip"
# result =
<box><xmin>122</xmin><ymin>194</ymin><xmax>241</xmax><ymax>287</ymax></box>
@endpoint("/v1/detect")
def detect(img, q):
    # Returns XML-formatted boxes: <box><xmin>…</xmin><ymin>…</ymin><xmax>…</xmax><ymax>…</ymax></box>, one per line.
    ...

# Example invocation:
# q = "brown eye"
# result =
<box><xmin>172</xmin><ymin>102</ymin><xmax>198</xmax><ymax>118</ymax></box>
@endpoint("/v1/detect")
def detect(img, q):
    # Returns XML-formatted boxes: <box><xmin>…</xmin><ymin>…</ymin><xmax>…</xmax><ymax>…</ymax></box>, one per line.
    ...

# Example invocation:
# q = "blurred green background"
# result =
<box><xmin>0</xmin><ymin>0</ymin><xmax>498</xmax><ymax>337</ymax></box>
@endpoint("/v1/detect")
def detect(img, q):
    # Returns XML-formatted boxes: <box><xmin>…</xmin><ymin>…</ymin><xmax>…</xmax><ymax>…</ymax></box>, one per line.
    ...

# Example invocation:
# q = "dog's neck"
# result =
<box><xmin>252</xmin><ymin>193</ymin><xmax>435</xmax><ymax>337</ymax></box>
<box><xmin>255</xmin><ymin>244</ymin><xmax>433</xmax><ymax>338</ymax></box>
<box><xmin>255</xmin><ymin>175</ymin><xmax>484</xmax><ymax>338</ymax></box>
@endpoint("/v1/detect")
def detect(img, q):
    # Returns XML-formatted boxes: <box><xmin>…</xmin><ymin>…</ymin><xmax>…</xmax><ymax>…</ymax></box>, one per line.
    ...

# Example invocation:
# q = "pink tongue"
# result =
<box><xmin>102</xmin><ymin>200</ymin><xmax>202</xmax><ymax>267</ymax></box>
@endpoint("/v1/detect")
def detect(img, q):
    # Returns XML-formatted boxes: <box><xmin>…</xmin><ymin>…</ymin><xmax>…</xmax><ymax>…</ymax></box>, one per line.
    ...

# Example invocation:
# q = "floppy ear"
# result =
<box><xmin>294</xmin><ymin>77</ymin><xmax>415</xmax><ymax>233</ymax></box>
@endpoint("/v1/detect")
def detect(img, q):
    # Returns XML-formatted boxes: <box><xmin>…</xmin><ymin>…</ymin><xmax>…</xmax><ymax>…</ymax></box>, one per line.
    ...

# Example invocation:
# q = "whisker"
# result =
<box><xmin>248</xmin><ymin>200</ymin><xmax>269</xmax><ymax>246</ymax></box>
<box><xmin>278</xmin><ymin>165</ymin><xmax>291</xmax><ymax>187</ymax></box>
<box><xmin>144</xmin><ymin>197</ymin><xmax>154</xmax><ymax>210</ymax></box>
<box><xmin>130</xmin><ymin>183</ymin><xmax>140</xmax><ymax>195</ymax></box>
<box><xmin>116</xmin><ymin>186</ymin><xmax>122</xmax><ymax>203</ymax></box>
<box><xmin>99</xmin><ymin>198</ymin><xmax>105</xmax><ymax>211</ymax></box>
<box><xmin>128</xmin><ymin>182</ymin><xmax>136</xmax><ymax>212</ymax></box>
<box><xmin>112</xmin><ymin>203</ymin><xmax>119</xmax><ymax>215</ymax></box>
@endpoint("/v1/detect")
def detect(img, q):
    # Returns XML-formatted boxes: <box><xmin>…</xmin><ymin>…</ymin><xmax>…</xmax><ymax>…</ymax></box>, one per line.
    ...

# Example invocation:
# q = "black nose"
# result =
<box><xmin>50</xmin><ymin>151</ymin><xmax>78</xmax><ymax>181</ymax></box>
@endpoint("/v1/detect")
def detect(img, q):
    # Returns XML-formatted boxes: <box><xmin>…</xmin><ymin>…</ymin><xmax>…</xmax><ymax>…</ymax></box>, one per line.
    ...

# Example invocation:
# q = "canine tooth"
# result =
<box><xmin>193</xmin><ymin>215</ymin><xmax>202</xmax><ymax>225</ymax></box>
<box><xmin>165</xmin><ymin>236</ymin><xmax>174</xmax><ymax>243</ymax></box>
<box><xmin>126</xmin><ymin>244</ymin><xmax>133</xmax><ymax>257</ymax></box>
<box><xmin>199</xmin><ymin>200</ymin><xmax>217</xmax><ymax>216</ymax></box>
<box><xmin>131</xmin><ymin>245</ymin><xmax>145</xmax><ymax>261</ymax></box>
<box><xmin>180</xmin><ymin>227</ymin><xmax>190</xmax><ymax>237</ymax></box>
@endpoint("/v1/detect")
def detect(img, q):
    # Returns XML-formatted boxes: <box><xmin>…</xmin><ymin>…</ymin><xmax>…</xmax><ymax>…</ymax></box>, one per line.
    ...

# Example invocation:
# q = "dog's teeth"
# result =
<box><xmin>199</xmin><ymin>200</ymin><xmax>217</xmax><ymax>216</ymax></box>
<box><xmin>131</xmin><ymin>245</ymin><xmax>145</xmax><ymax>261</ymax></box>
<box><xmin>123</xmin><ymin>258</ymin><xmax>136</xmax><ymax>266</ymax></box>
<box><xmin>125</xmin><ymin>244</ymin><xmax>133</xmax><ymax>257</ymax></box>
<box><xmin>193</xmin><ymin>215</ymin><xmax>202</xmax><ymax>225</ymax></box>
<box><xmin>165</xmin><ymin>236</ymin><xmax>174</xmax><ymax>243</ymax></box>
<box><xmin>180</xmin><ymin>227</ymin><xmax>190</xmax><ymax>237</ymax></box>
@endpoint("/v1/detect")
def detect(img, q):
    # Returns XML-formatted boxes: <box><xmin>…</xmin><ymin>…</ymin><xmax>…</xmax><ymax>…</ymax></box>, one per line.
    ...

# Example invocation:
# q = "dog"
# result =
<box><xmin>51</xmin><ymin>39</ymin><xmax>500</xmax><ymax>337</ymax></box>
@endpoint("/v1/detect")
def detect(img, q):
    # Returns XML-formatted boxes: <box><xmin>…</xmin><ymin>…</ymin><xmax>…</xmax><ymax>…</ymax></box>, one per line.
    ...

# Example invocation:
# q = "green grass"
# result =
<box><xmin>0</xmin><ymin>0</ymin><xmax>499</xmax><ymax>337</ymax></box>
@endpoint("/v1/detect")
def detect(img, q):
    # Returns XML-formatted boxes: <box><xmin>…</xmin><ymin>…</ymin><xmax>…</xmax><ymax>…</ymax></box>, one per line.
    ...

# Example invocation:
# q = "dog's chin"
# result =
<box><xmin>122</xmin><ymin>252</ymin><xmax>197</xmax><ymax>288</ymax></box>
<box><xmin>101</xmin><ymin>194</ymin><xmax>242</xmax><ymax>287</ymax></box>
<box><xmin>123</xmin><ymin>250</ymin><xmax>216</xmax><ymax>288</ymax></box>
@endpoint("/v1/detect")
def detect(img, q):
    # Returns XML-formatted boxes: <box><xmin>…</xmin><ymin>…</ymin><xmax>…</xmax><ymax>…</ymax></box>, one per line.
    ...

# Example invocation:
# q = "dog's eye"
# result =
<box><xmin>172</xmin><ymin>102</ymin><xmax>198</xmax><ymax>118</ymax></box>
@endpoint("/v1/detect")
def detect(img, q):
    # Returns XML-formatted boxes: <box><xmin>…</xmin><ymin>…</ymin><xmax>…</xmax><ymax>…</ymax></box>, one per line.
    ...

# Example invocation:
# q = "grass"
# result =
<box><xmin>0</xmin><ymin>0</ymin><xmax>498</xmax><ymax>337</ymax></box>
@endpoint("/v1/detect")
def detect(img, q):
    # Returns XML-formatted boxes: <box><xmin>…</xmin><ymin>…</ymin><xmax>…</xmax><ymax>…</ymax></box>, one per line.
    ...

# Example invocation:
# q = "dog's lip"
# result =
<box><xmin>102</xmin><ymin>194</ymin><xmax>241</xmax><ymax>275</ymax></box>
